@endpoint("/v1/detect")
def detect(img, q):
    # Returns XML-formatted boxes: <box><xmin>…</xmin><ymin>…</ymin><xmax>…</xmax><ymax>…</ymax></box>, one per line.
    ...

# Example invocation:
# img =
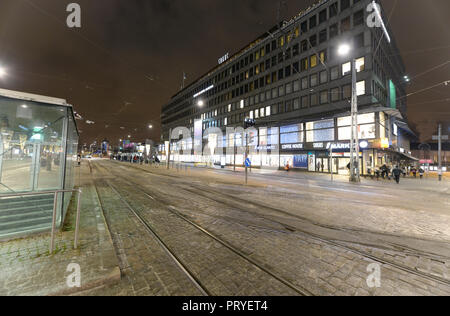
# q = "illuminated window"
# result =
<box><xmin>255</xmin><ymin>110</ymin><xmax>260</xmax><ymax>119</ymax></box>
<box><xmin>295</xmin><ymin>27</ymin><xmax>300</xmax><ymax>37</ymax></box>
<box><xmin>356</xmin><ymin>81</ymin><xmax>366</xmax><ymax>96</ymax></box>
<box><xmin>260</xmin><ymin>108</ymin><xmax>265</xmax><ymax>118</ymax></box>
<box><xmin>261</xmin><ymin>48</ymin><xmax>265</xmax><ymax>57</ymax></box>
<box><xmin>266</xmin><ymin>106</ymin><xmax>271</xmax><ymax>116</ymax></box>
<box><xmin>342</xmin><ymin>62</ymin><xmax>351</xmax><ymax>76</ymax></box>
<box><xmin>249</xmin><ymin>111</ymin><xmax>254</xmax><ymax>119</ymax></box>
<box><xmin>224</xmin><ymin>117</ymin><xmax>228</xmax><ymax>126</ymax></box>
<box><xmin>310</xmin><ymin>55</ymin><xmax>318</xmax><ymax>68</ymax></box>
<box><xmin>319</xmin><ymin>50</ymin><xmax>327</xmax><ymax>63</ymax></box>
<box><xmin>228</xmin><ymin>104</ymin><xmax>232</xmax><ymax>112</ymax></box>
<box><xmin>279</xmin><ymin>36</ymin><xmax>285</xmax><ymax>47</ymax></box>
<box><xmin>255</xmin><ymin>51</ymin><xmax>260</xmax><ymax>60</ymax></box>
<box><xmin>301</xmin><ymin>58</ymin><xmax>309</xmax><ymax>71</ymax></box>
<box><xmin>356</xmin><ymin>57</ymin><xmax>365</xmax><ymax>72</ymax></box>
<box><xmin>240</xmin><ymin>100</ymin><xmax>244</xmax><ymax>109</ymax></box>
<box><xmin>255</xmin><ymin>65</ymin><xmax>260</xmax><ymax>75</ymax></box>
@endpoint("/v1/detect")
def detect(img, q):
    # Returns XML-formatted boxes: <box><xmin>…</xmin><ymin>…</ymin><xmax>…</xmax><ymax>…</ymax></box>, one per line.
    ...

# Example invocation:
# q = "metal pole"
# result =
<box><xmin>245</xmin><ymin>133</ymin><xmax>249</xmax><ymax>185</ymax></box>
<box><xmin>50</xmin><ymin>192</ymin><xmax>58</xmax><ymax>254</ymax></box>
<box><xmin>74</xmin><ymin>189</ymin><xmax>82</xmax><ymax>249</ymax></box>
<box><xmin>233</xmin><ymin>135</ymin><xmax>236</xmax><ymax>172</ymax></box>
<box><xmin>350</xmin><ymin>58</ymin><xmax>360</xmax><ymax>182</ymax></box>
<box><xmin>167</xmin><ymin>128</ymin><xmax>172</xmax><ymax>170</ymax></box>
<box><xmin>330</xmin><ymin>143</ymin><xmax>334</xmax><ymax>182</ymax></box>
<box><xmin>438</xmin><ymin>124</ymin><xmax>442</xmax><ymax>182</ymax></box>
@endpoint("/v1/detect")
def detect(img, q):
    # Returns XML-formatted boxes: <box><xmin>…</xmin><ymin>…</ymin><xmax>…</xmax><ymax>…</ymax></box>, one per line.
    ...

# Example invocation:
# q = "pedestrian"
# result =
<box><xmin>392</xmin><ymin>166</ymin><xmax>402</xmax><ymax>184</ymax></box>
<box><xmin>77</xmin><ymin>154</ymin><xmax>81</xmax><ymax>166</ymax></box>
<box><xmin>412</xmin><ymin>167</ymin><xmax>417</xmax><ymax>178</ymax></box>
<box><xmin>419</xmin><ymin>167</ymin><xmax>425</xmax><ymax>179</ymax></box>
<box><xmin>317</xmin><ymin>161</ymin><xmax>321</xmax><ymax>172</ymax></box>
<box><xmin>285</xmin><ymin>163</ymin><xmax>290</xmax><ymax>172</ymax></box>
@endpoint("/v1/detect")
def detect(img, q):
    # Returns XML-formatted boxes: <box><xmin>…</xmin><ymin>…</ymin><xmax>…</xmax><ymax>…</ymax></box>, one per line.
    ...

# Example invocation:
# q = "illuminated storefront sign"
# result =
<box><xmin>218</xmin><ymin>53</ymin><xmax>230</xmax><ymax>65</ymax></box>
<box><xmin>281</xmin><ymin>143</ymin><xmax>304</xmax><ymax>150</ymax></box>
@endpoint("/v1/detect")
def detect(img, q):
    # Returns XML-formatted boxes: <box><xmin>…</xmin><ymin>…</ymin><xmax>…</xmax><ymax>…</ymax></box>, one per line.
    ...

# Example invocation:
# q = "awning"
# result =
<box><xmin>398</xmin><ymin>151</ymin><xmax>419</xmax><ymax>161</ymax></box>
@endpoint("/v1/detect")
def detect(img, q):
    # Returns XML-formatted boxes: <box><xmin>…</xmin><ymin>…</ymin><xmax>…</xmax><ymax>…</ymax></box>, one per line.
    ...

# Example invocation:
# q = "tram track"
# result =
<box><xmin>92</xmin><ymin>162</ymin><xmax>312</xmax><ymax>296</ymax></box>
<box><xmin>104</xmin><ymin>161</ymin><xmax>450</xmax><ymax>288</ymax></box>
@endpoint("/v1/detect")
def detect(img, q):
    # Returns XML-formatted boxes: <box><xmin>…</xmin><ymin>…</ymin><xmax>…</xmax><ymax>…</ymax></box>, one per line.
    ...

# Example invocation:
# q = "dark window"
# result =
<box><xmin>309</xmin><ymin>35</ymin><xmax>317</xmax><ymax>47</ymax></box>
<box><xmin>341</xmin><ymin>0</ymin><xmax>350</xmax><ymax>10</ymax></box>
<box><xmin>319</xmin><ymin>29</ymin><xmax>327</xmax><ymax>43</ymax></box>
<box><xmin>319</xmin><ymin>9</ymin><xmax>327</xmax><ymax>24</ymax></box>
<box><xmin>293</xmin><ymin>62</ymin><xmax>299</xmax><ymax>74</ymax></box>
<box><xmin>331</xmin><ymin>87</ymin><xmax>340</xmax><ymax>102</ymax></box>
<box><xmin>301</xmin><ymin>21</ymin><xmax>308</xmax><ymax>33</ymax></box>
<box><xmin>310</xmin><ymin>93</ymin><xmax>318</xmax><ymax>107</ymax></box>
<box><xmin>329</xmin><ymin>2</ymin><xmax>338</xmax><ymax>18</ymax></box>
<box><xmin>266</xmin><ymin>43</ymin><xmax>271</xmax><ymax>54</ymax></box>
<box><xmin>278</xmin><ymin>68</ymin><xmax>284</xmax><ymax>80</ymax></box>
<box><xmin>301</xmin><ymin>40</ymin><xmax>308</xmax><ymax>53</ymax></box>
<box><xmin>330</xmin><ymin>23</ymin><xmax>338</xmax><ymax>38</ymax></box>
<box><xmin>355</xmin><ymin>33</ymin><xmax>364</xmax><ymax>48</ymax></box>
<box><xmin>293</xmin><ymin>44</ymin><xmax>299</xmax><ymax>56</ymax></box>
<box><xmin>272</xmin><ymin>40</ymin><xmax>277</xmax><ymax>51</ymax></box>
<box><xmin>354</xmin><ymin>10</ymin><xmax>364</xmax><ymax>26</ymax></box>
<box><xmin>341</xmin><ymin>17</ymin><xmax>351</xmax><ymax>33</ymax></box>
<box><xmin>271</xmin><ymin>56</ymin><xmax>277</xmax><ymax>67</ymax></box>
<box><xmin>285</xmin><ymin>65</ymin><xmax>291</xmax><ymax>77</ymax></box>
<box><xmin>309</xmin><ymin>15</ymin><xmax>317</xmax><ymax>29</ymax></box>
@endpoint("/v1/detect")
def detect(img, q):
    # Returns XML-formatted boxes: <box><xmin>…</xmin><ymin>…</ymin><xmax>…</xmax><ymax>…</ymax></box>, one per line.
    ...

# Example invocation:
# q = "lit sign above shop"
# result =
<box><xmin>326</xmin><ymin>143</ymin><xmax>350</xmax><ymax>150</ymax></box>
<box><xmin>282</xmin><ymin>144</ymin><xmax>304</xmax><ymax>150</ymax></box>
<box><xmin>218</xmin><ymin>53</ymin><xmax>230</xmax><ymax>65</ymax></box>
<box><xmin>313</xmin><ymin>143</ymin><xmax>324</xmax><ymax>149</ymax></box>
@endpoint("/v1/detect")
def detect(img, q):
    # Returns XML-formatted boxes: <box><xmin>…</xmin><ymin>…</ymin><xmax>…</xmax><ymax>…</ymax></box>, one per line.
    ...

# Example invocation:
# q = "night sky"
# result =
<box><xmin>0</xmin><ymin>0</ymin><xmax>448</xmax><ymax>146</ymax></box>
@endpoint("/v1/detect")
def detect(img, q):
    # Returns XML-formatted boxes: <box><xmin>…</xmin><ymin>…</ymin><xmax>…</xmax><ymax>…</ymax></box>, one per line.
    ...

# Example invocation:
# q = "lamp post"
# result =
<box><xmin>338</xmin><ymin>44</ymin><xmax>360</xmax><ymax>183</ymax></box>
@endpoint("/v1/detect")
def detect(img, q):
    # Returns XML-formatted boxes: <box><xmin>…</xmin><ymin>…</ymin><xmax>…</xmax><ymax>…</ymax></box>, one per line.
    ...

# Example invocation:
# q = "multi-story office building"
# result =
<box><xmin>161</xmin><ymin>0</ymin><xmax>417</xmax><ymax>175</ymax></box>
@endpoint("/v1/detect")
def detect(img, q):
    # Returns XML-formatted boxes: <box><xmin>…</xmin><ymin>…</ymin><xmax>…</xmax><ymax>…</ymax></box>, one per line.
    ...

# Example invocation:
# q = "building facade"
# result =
<box><xmin>161</xmin><ymin>0</ymin><xmax>416</xmax><ymax>175</ymax></box>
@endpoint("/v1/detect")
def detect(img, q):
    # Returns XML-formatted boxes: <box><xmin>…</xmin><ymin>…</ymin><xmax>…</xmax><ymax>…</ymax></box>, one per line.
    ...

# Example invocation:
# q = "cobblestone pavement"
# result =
<box><xmin>0</xmin><ymin>163</ymin><xmax>120</xmax><ymax>296</ymax></box>
<box><xmin>87</xmin><ymin>162</ymin><xmax>304</xmax><ymax>296</ymax></box>
<box><xmin>93</xmin><ymin>160</ymin><xmax>450</xmax><ymax>296</ymax></box>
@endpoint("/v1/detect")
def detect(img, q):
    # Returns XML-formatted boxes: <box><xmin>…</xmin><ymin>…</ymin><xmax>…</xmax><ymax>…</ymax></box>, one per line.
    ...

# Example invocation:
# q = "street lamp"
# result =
<box><xmin>0</xmin><ymin>67</ymin><xmax>6</xmax><ymax>78</ymax></box>
<box><xmin>197</xmin><ymin>100</ymin><xmax>204</xmax><ymax>107</ymax></box>
<box><xmin>338</xmin><ymin>43</ymin><xmax>360</xmax><ymax>183</ymax></box>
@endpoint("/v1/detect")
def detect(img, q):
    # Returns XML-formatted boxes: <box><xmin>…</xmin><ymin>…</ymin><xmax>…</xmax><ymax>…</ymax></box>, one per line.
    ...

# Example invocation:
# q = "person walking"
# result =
<box><xmin>419</xmin><ymin>167</ymin><xmax>425</xmax><ymax>179</ymax></box>
<box><xmin>392</xmin><ymin>166</ymin><xmax>402</xmax><ymax>184</ymax></box>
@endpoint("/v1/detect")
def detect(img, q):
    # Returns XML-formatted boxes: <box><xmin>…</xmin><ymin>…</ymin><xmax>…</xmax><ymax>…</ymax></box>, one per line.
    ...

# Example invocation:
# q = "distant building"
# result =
<box><xmin>161</xmin><ymin>0</ymin><xmax>417</xmax><ymax>174</ymax></box>
<box><xmin>411</xmin><ymin>142</ymin><xmax>450</xmax><ymax>170</ymax></box>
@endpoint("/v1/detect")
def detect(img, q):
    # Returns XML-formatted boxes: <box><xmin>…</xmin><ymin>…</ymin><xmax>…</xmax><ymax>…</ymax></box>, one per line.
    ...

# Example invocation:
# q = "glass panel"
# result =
<box><xmin>0</xmin><ymin>97</ymin><xmax>66</xmax><ymax>193</ymax></box>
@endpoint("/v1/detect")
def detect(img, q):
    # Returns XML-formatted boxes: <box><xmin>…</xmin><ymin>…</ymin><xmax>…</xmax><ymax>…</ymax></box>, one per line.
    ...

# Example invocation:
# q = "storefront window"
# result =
<box><xmin>306</xmin><ymin>119</ymin><xmax>335</xmax><ymax>142</ymax></box>
<box><xmin>337</xmin><ymin>113</ymin><xmax>376</xmax><ymax>140</ymax></box>
<box><xmin>280</xmin><ymin>124</ymin><xmax>304</xmax><ymax>144</ymax></box>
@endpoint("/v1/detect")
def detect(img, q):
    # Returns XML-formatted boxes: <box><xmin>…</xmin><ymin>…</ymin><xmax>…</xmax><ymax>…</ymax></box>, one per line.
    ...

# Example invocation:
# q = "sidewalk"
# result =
<box><xmin>156</xmin><ymin>161</ymin><xmax>449</xmax><ymax>193</ymax></box>
<box><xmin>0</xmin><ymin>163</ymin><xmax>120</xmax><ymax>296</ymax></box>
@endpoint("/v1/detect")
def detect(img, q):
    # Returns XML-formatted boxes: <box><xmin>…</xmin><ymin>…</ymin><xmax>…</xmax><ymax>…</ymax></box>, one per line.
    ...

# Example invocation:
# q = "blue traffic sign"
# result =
<box><xmin>245</xmin><ymin>158</ymin><xmax>251</xmax><ymax>168</ymax></box>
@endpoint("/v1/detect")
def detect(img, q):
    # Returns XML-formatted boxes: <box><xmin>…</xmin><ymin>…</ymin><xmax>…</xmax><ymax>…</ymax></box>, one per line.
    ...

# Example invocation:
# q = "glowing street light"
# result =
<box><xmin>337</xmin><ymin>43</ymin><xmax>360</xmax><ymax>183</ymax></box>
<box><xmin>197</xmin><ymin>100</ymin><xmax>204</xmax><ymax>107</ymax></box>
<box><xmin>0</xmin><ymin>67</ymin><xmax>6</xmax><ymax>78</ymax></box>
<box><xmin>337</xmin><ymin>44</ymin><xmax>351</xmax><ymax>56</ymax></box>
<box><xmin>148</xmin><ymin>124</ymin><xmax>153</xmax><ymax>129</ymax></box>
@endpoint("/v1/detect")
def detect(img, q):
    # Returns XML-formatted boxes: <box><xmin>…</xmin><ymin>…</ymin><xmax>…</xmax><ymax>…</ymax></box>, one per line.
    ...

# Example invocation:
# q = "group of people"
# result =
<box><xmin>370</xmin><ymin>165</ymin><xmax>425</xmax><ymax>184</ymax></box>
<box><xmin>112</xmin><ymin>154</ymin><xmax>160</xmax><ymax>165</ymax></box>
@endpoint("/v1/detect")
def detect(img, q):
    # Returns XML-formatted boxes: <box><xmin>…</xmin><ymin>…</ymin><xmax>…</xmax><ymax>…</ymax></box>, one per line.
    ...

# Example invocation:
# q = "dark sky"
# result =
<box><xmin>0</xmin><ymin>0</ymin><xmax>448</xmax><ymax>146</ymax></box>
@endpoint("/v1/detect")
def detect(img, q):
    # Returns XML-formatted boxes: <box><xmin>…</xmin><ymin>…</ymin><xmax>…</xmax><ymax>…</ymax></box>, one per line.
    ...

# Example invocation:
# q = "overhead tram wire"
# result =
<box><xmin>23</xmin><ymin>0</ymin><xmax>172</xmax><ymax>92</ymax></box>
